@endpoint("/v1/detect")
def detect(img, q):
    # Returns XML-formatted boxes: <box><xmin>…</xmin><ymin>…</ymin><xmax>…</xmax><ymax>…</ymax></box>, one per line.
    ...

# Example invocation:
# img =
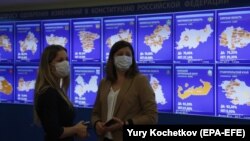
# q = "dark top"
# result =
<box><xmin>36</xmin><ymin>87</ymin><xmax>75</xmax><ymax>141</ymax></box>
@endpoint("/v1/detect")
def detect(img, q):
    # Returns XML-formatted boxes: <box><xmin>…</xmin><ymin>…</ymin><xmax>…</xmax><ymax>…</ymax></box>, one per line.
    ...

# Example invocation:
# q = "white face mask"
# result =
<box><xmin>114</xmin><ymin>56</ymin><xmax>132</xmax><ymax>71</ymax></box>
<box><xmin>55</xmin><ymin>60</ymin><xmax>70</xmax><ymax>78</ymax></box>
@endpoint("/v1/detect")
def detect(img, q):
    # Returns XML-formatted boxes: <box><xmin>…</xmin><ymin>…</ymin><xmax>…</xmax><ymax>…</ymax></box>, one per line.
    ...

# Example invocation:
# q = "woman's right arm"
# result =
<box><xmin>91</xmin><ymin>79</ymin><xmax>106</xmax><ymax>135</ymax></box>
<box><xmin>60</xmin><ymin>121</ymin><xmax>87</xmax><ymax>139</ymax></box>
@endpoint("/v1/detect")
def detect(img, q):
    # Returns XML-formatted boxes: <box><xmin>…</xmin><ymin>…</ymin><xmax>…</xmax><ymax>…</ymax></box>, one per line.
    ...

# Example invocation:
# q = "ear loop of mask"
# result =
<box><xmin>60</xmin><ymin>78</ymin><xmax>63</xmax><ymax>89</ymax></box>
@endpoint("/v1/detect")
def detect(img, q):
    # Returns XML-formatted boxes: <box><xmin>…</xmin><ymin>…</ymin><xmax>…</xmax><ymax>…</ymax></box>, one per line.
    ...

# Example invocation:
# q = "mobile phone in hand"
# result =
<box><xmin>82</xmin><ymin>121</ymin><xmax>90</xmax><ymax>126</ymax></box>
<box><xmin>82</xmin><ymin>121</ymin><xmax>91</xmax><ymax>129</ymax></box>
<box><xmin>104</xmin><ymin>119</ymin><xmax>118</xmax><ymax>127</ymax></box>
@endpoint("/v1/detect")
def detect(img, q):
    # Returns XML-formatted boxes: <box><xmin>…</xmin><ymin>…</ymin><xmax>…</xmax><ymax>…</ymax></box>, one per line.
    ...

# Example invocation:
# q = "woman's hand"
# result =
<box><xmin>95</xmin><ymin>121</ymin><xmax>106</xmax><ymax>135</ymax></box>
<box><xmin>105</xmin><ymin>117</ymin><xmax>124</xmax><ymax>132</ymax></box>
<box><xmin>74</xmin><ymin>121</ymin><xmax>88</xmax><ymax>139</ymax></box>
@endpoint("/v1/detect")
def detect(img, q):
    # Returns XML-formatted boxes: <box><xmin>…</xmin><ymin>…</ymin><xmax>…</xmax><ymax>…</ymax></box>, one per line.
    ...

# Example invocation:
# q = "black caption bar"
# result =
<box><xmin>123</xmin><ymin>125</ymin><xmax>250</xmax><ymax>140</ymax></box>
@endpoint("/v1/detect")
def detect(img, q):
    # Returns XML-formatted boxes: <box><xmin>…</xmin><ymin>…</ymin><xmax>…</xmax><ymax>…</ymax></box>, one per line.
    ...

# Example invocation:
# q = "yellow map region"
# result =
<box><xmin>178</xmin><ymin>79</ymin><xmax>212</xmax><ymax>100</ymax></box>
<box><xmin>0</xmin><ymin>35</ymin><xmax>12</xmax><ymax>52</ymax></box>
<box><xmin>0</xmin><ymin>79</ymin><xmax>13</xmax><ymax>95</ymax></box>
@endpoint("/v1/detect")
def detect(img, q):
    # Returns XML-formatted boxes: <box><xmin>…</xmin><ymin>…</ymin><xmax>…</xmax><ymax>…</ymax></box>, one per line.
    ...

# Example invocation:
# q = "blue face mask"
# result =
<box><xmin>114</xmin><ymin>56</ymin><xmax>132</xmax><ymax>71</ymax></box>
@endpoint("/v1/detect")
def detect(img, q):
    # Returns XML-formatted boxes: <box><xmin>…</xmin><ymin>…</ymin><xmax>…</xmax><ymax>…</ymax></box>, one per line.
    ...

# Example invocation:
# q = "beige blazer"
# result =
<box><xmin>91</xmin><ymin>74</ymin><xmax>158</xmax><ymax>141</ymax></box>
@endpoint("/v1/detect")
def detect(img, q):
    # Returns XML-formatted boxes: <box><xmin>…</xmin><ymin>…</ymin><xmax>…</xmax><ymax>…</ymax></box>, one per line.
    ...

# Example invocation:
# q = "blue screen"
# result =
<box><xmin>137</xmin><ymin>14</ymin><xmax>173</xmax><ymax>63</ymax></box>
<box><xmin>0</xmin><ymin>65</ymin><xmax>14</xmax><ymax>103</ymax></box>
<box><xmin>174</xmin><ymin>65</ymin><xmax>215</xmax><ymax>116</ymax></box>
<box><xmin>15</xmin><ymin>22</ymin><xmax>41</xmax><ymax>62</ymax></box>
<box><xmin>0</xmin><ymin>23</ymin><xmax>14</xmax><ymax>63</ymax></box>
<box><xmin>71</xmin><ymin>65</ymin><xmax>101</xmax><ymax>108</ymax></box>
<box><xmin>217</xmin><ymin>65</ymin><xmax>250</xmax><ymax>119</ymax></box>
<box><xmin>217</xmin><ymin>8</ymin><xmax>250</xmax><ymax>63</ymax></box>
<box><xmin>72</xmin><ymin>19</ymin><xmax>101</xmax><ymax>62</ymax></box>
<box><xmin>43</xmin><ymin>20</ymin><xmax>70</xmax><ymax>58</ymax></box>
<box><xmin>139</xmin><ymin>65</ymin><xmax>173</xmax><ymax>112</ymax></box>
<box><xmin>103</xmin><ymin>16</ymin><xmax>136</xmax><ymax>62</ymax></box>
<box><xmin>15</xmin><ymin>65</ymin><xmax>38</xmax><ymax>104</ymax></box>
<box><xmin>174</xmin><ymin>11</ymin><xmax>215</xmax><ymax>63</ymax></box>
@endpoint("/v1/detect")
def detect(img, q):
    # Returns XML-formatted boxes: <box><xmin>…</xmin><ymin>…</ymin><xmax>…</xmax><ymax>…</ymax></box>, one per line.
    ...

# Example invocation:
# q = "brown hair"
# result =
<box><xmin>105</xmin><ymin>40</ymin><xmax>139</xmax><ymax>83</ymax></box>
<box><xmin>33</xmin><ymin>44</ymin><xmax>72</xmax><ymax>125</ymax></box>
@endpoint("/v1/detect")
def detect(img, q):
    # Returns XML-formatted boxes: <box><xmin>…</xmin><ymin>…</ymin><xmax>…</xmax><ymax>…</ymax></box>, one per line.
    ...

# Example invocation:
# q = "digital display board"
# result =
<box><xmin>71</xmin><ymin>65</ymin><xmax>101</xmax><ymax>108</ymax></box>
<box><xmin>174</xmin><ymin>12</ymin><xmax>215</xmax><ymax>63</ymax></box>
<box><xmin>0</xmin><ymin>65</ymin><xmax>14</xmax><ymax>103</ymax></box>
<box><xmin>103</xmin><ymin>16</ymin><xmax>136</xmax><ymax>62</ymax></box>
<box><xmin>174</xmin><ymin>65</ymin><xmax>215</xmax><ymax>116</ymax></box>
<box><xmin>137</xmin><ymin>14</ymin><xmax>172</xmax><ymax>63</ymax></box>
<box><xmin>72</xmin><ymin>19</ymin><xmax>101</xmax><ymax>62</ymax></box>
<box><xmin>16</xmin><ymin>22</ymin><xmax>41</xmax><ymax>62</ymax></box>
<box><xmin>1</xmin><ymin>6</ymin><xmax>250</xmax><ymax>121</ymax></box>
<box><xmin>15</xmin><ymin>65</ymin><xmax>38</xmax><ymax>104</ymax></box>
<box><xmin>0</xmin><ymin>23</ymin><xmax>14</xmax><ymax>63</ymax></box>
<box><xmin>139</xmin><ymin>65</ymin><xmax>172</xmax><ymax>112</ymax></box>
<box><xmin>217</xmin><ymin>8</ymin><xmax>250</xmax><ymax>63</ymax></box>
<box><xmin>217</xmin><ymin>65</ymin><xmax>250</xmax><ymax>119</ymax></box>
<box><xmin>43</xmin><ymin>20</ymin><xmax>70</xmax><ymax>57</ymax></box>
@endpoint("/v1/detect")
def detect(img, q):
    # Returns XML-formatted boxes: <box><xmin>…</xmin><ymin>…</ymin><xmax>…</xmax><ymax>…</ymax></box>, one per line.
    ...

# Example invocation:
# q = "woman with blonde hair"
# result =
<box><xmin>34</xmin><ymin>45</ymin><xmax>87</xmax><ymax>141</ymax></box>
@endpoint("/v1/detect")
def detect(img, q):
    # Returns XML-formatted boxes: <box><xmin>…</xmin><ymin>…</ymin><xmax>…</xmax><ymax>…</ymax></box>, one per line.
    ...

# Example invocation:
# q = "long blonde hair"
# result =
<box><xmin>33</xmin><ymin>45</ymin><xmax>72</xmax><ymax>126</ymax></box>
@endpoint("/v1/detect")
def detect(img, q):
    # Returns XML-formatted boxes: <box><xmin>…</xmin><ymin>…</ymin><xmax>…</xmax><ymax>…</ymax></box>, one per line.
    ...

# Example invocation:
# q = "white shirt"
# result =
<box><xmin>105</xmin><ymin>87</ymin><xmax>120</xmax><ymax>139</ymax></box>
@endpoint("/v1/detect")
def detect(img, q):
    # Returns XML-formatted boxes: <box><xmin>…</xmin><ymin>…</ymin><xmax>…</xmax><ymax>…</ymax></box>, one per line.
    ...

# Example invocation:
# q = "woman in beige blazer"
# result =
<box><xmin>91</xmin><ymin>40</ymin><xmax>158</xmax><ymax>141</ymax></box>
